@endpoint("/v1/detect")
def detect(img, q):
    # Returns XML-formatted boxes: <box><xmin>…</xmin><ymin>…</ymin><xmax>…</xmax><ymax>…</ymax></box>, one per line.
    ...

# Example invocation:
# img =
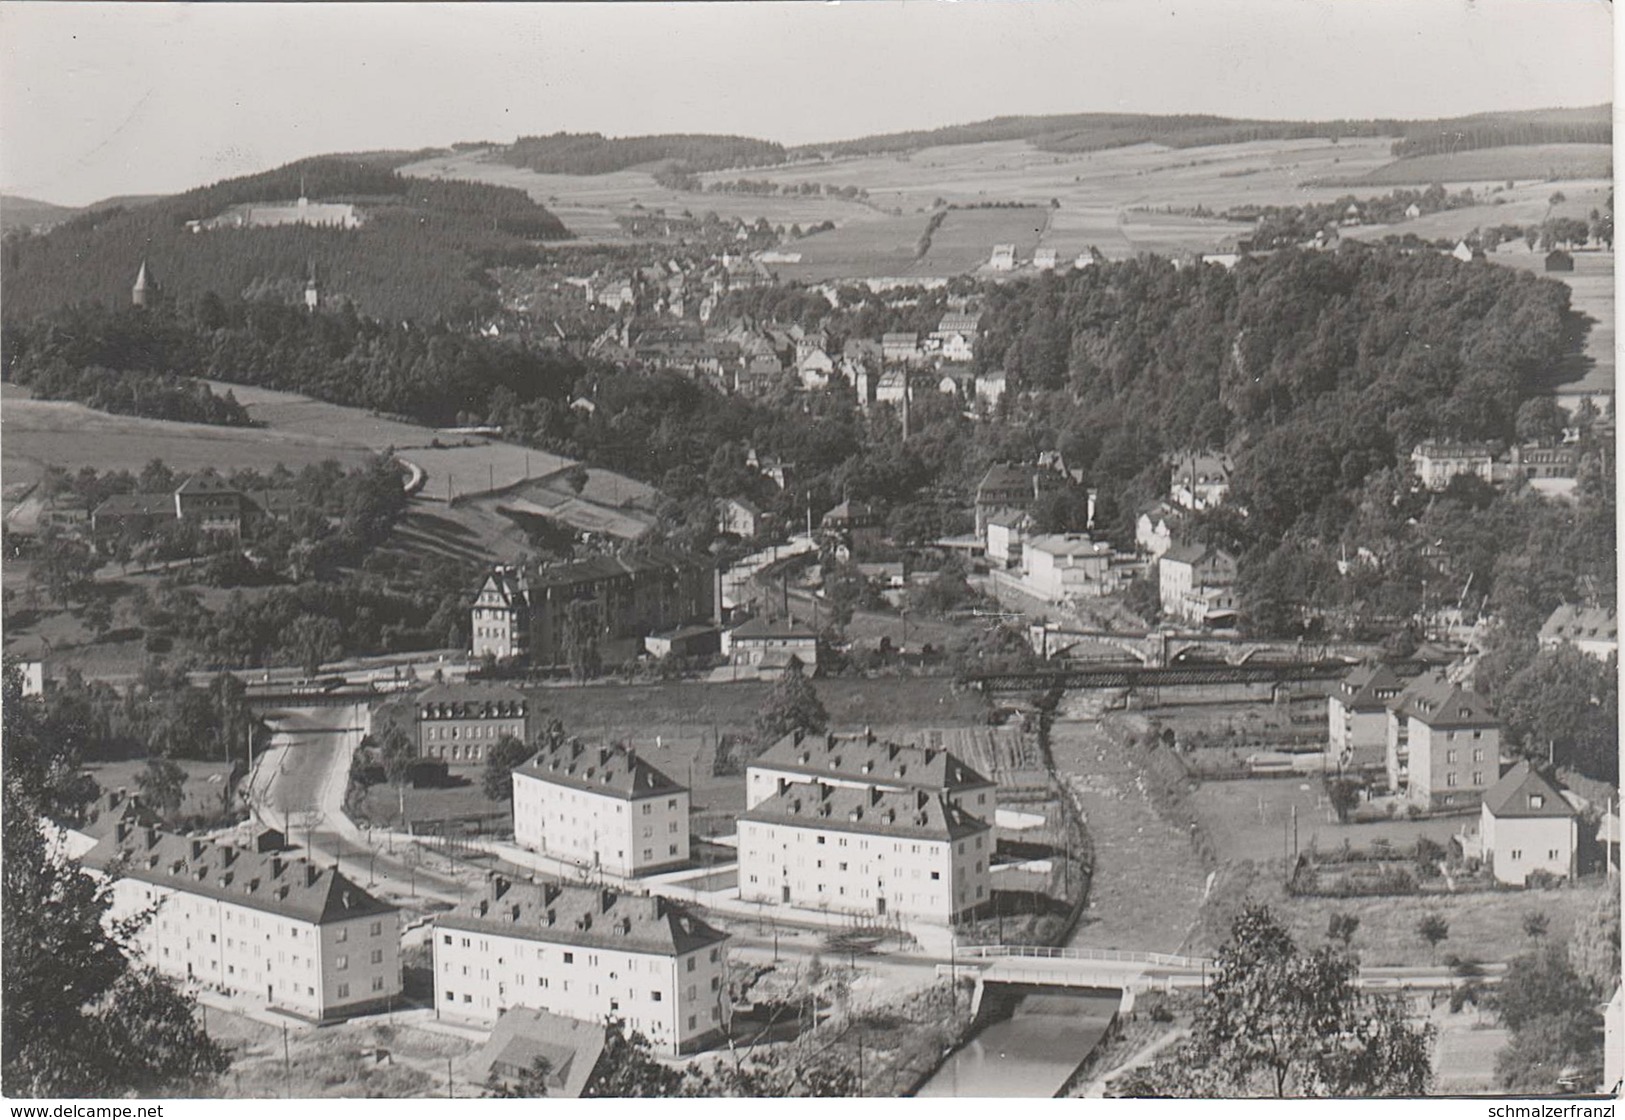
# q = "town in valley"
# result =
<box><xmin>0</xmin><ymin>1</ymin><xmax>1618</xmax><ymax>1103</ymax></box>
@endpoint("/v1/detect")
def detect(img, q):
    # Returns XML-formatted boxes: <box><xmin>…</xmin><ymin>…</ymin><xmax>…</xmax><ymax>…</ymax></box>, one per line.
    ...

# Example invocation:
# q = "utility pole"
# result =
<box><xmin>282</xmin><ymin>1023</ymin><xmax>291</xmax><ymax>1097</ymax></box>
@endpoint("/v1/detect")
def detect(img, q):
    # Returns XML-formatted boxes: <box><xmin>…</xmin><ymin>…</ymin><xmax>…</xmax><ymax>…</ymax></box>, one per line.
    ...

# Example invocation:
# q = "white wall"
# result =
<box><xmin>433</xmin><ymin>927</ymin><xmax>726</xmax><ymax>1055</ymax></box>
<box><xmin>512</xmin><ymin>774</ymin><xmax>690</xmax><ymax>877</ymax></box>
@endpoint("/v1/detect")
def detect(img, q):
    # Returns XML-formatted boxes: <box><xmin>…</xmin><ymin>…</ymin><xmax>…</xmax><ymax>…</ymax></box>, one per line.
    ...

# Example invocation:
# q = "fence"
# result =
<box><xmin>961</xmin><ymin>944</ymin><xmax>1209</xmax><ymax>970</ymax></box>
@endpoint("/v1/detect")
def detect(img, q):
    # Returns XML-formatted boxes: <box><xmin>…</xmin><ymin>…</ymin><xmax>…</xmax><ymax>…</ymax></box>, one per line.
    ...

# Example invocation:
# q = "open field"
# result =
<box><xmin>403</xmin><ymin>136</ymin><xmax>1610</xmax><ymax>274</ymax></box>
<box><xmin>770</xmin><ymin>215</ymin><xmax>931</xmax><ymax>283</ymax></box>
<box><xmin>1488</xmin><ymin>247</ymin><xmax>1614</xmax><ymax>403</ymax></box>
<box><xmin>1189</xmin><ymin>777</ymin><xmax>1467</xmax><ymax>865</ymax></box>
<box><xmin>1</xmin><ymin>383</ymin><xmax>375</xmax><ymax>491</ymax></box>
<box><xmin>924</xmin><ymin>207</ymin><xmax>1048</xmax><ymax>274</ymax></box>
<box><xmin>399</xmin><ymin>149</ymin><xmax>885</xmax><ymax>239</ymax></box>
<box><xmin>1194</xmin><ymin>855</ymin><xmax>1610</xmax><ymax>968</ymax></box>
<box><xmin>1318</xmin><ymin>144</ymin><xmax>1612</xmax><ymax>187</ymax></box>
<box><xmin>1343</xmin><ymin>180</ymin><xmax>1612</xmax><ymax>245</ymax></box>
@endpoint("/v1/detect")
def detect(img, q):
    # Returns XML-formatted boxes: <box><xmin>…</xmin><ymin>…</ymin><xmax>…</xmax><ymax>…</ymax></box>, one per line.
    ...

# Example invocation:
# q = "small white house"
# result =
<box><xmin>1479</xmin><ymin>761</ymin><xmax>1578</xmax><ymax>885</ymax></box>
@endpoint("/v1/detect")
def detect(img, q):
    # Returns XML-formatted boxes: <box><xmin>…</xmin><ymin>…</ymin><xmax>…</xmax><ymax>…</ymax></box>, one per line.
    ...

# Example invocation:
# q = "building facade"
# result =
<box><xmin>1021</xmin><ymin>533</ymin><xmax>1118</xmax><ymax>602</ymax></box>
<box><xmin>1411</xmin><ymin>442</ymin><xmax>1496</xmax><ymax>490</ymax></box>
<box><xmin>1158</xmin><ymin>546</ymin><xmax>1239</xmax><ymax>626</ymax></box>
<box><xmin>1386</xmin><ymin>674</ymin><xmax>1502</xmax><ymax>810</ymax></box>
<box><xmin>746</xmin><ymin>729</ymin><xmax>997</xmax><ymax>820</ymax></box>
<box><xmin>417</xmin><ymin>683</ymin><xmax>530</xmax><ymax>764</ymax></box>
<box><xmin>434</xmin><ymin>879</ymin><xmax>728</xmax><ymax>1055</ymax></box>
<box><xmin>472</xmin><ymin>566</ymin><xmax>531</xmax><ymax>661</ymax></box>
<box><xmin>1539</xmin><ymin>603</ymin><xmax>1618</xmax><ymax>661</ymax></box>
<box><xmin>1169</xmin><ymin>451</ymin><xmax>1233</xmax><ymax>511</ymax></box>
<box><xmin>1327</xmin><ymin>662</ymin><xmax>1406</xmax><ymax>775</ymax></box>
<box><xmin>1478</xmin><ymin>762</ymin><xmax>1579</xmax><ymax>885</ymax></box>
<box><xmin>526</xmin><ymin>549</ymin><xmax>717</xmax><ymax>668</ymax></box>
<box><xmin>82</xmin><ymin>822</ymin><xmax>401</xmax><ymax>1023</ymax></box>
<box><xmin>738</xmin><ymin>782</ymin><xmax>992</xmax><ymax>924</ymax></box>
<box><xmin>722</xmin><ymin>616</ymin><xmax>820</xmax><ymax>675</ymax></box>
<box><xmin>512</xmin><ymin>740</ymin><xmax>690</xmax><ymax>877</ymax></box>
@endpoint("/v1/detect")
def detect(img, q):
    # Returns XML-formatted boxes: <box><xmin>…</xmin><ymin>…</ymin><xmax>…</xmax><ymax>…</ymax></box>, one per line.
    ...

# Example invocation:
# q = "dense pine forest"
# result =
<box><xmin>0</xmin><ymin>157</ymin><xmax>571</xmax><ymax>323</ymax></box>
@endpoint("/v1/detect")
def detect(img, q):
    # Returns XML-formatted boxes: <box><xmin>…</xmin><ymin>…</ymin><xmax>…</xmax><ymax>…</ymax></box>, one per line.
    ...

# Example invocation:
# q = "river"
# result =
<box><xmin>915</xmin><ymin>987</ymin><xmax>1121</xmax><ymax>1098</ymax></box>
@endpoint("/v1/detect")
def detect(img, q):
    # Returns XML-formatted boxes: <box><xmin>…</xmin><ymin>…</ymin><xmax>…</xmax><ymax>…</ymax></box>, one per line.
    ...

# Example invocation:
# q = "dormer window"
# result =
<box><xmin>1530</xmin><ymin>794</ymin><xmax>1545</xmax><ymax>810</ymax></box>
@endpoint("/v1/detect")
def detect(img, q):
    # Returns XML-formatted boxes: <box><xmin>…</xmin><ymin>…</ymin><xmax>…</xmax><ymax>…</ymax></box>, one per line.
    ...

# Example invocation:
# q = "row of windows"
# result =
<box><xmin>1443</xmin><ymin>749</ymin><xmax>1487</xmax><ymax>764</ymax></box>
<box><xmin>425</xmin><ymin>724</ymin><xmax>523</xmax><ymax>741</ymax></box>
<box><xmin>1441</xmin><ymin>772</ymin><xmax>1486</xmax><ymax>788</ymax></box>
<box><xmin>752</xmin><ymin>882</ymin><xmax>988</xmax><ymax>903</ymax></box>
<box><xmin>1505</xmin><ymin>849</ymin><xmax>1565</xmax><ymax>861</ymax></box>
<box><xmin>442</xmin><ymin>939</ymin><xmax>719</xmax><ymax>970</ymax></box>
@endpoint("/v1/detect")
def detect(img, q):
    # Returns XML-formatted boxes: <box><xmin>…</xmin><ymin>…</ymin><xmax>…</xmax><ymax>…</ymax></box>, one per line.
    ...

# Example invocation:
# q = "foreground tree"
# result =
<box><xmin>1493</xmin><ymin>942</ymin><xmax>1604</xmax><ymax>1092</ymax></box>
<box><xmin>1118</xmin><ymin>904</ymin><xmax>1434</xmax><ymax>1097</ymax></box>
<box><xmin>754</xmin><ymin>657</ymin><xmax>828</xmax><ymax>744</ymax></box>
<box><xmin>2</xmin><ymin>668</ymin><xmax>230</xmax><ymax>1095</ymax></box>
<box><xmin>137</xmin><ymin>756</ymin><xmax>189</xmax><ymax>820</ymax></box>
<box><xmin>481</xmin><ymin>734</ymin><xmax>536</xmax><ymax>801</ymax></box>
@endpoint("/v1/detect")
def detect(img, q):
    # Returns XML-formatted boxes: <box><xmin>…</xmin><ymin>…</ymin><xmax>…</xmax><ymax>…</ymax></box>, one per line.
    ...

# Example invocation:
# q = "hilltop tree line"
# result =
<box><xmin>11</xmin><ymin>362</ymin><xmax>252</xmax><ymax>427</ymax></box>
<box><xmin>496</xmin><ymin>132</ymin><xmax>787</xmax><ymax>176</ymax></box>
<box><xmin>1</xmin><ymin>157</ymin><xmax>570</xmax><ymax>323</ymax></box>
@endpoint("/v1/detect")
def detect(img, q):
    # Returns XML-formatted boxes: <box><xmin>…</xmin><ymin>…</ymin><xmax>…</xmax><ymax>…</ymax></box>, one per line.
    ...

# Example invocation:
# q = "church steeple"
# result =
<box><xmin>132</xmin><ymin>260</ymin><xmax>158</xmax><ymax>308</ymax></box>
<box><xmin>304</xmin><ymin>259</ymin><xmax>319</xmax><ymax>312</ymax></box>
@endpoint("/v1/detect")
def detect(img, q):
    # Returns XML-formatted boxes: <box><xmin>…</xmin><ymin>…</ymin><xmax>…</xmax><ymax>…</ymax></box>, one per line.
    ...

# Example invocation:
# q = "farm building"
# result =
<box><xmin>989</xmin><ymin>244</ymin><xmax>1017</xmax><ymax>271</ymax></box>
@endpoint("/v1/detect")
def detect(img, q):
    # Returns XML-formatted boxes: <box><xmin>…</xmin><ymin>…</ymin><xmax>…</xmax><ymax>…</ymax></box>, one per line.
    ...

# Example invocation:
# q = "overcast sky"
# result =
<box><xmin>0</xmin><ymin>0</ymin><xmax>1613</xmax><ymax>207</ymax></box>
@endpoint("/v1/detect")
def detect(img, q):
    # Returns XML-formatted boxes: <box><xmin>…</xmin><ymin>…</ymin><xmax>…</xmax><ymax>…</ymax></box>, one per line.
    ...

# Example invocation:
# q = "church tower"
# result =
<box><xmin>304</xmin><ymin>260</ymin><xmax>319</xmax><ymax>312</ymax></box>
<box><xmin>131</xmin><ymin>260</ymin><xmax>158</xmax><ymax>309</ymax></box>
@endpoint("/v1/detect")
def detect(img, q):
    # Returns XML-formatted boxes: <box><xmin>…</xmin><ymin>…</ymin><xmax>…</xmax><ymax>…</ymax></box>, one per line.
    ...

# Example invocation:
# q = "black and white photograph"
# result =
<box><xmin>0</xmin><ymin>0</ymin><xmax>1617</xmax><ymax>1104</ymax></box>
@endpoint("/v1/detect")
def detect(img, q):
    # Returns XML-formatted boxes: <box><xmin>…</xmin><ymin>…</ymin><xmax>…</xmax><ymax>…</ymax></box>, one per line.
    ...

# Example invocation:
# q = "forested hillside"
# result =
<box><xmin>797</xmin><ymin>105</ymin><xmax>1612</xmax><ymax>160</ymax></box>
<box><xmin>0</xmin><ymin>157</ymin><xmax>571</xmax><ymax>323</ymax></box>
<box><xmin>972</xmin><ymin>247</ymin><xmax>1612</xmax><ymax>635</ymax></box>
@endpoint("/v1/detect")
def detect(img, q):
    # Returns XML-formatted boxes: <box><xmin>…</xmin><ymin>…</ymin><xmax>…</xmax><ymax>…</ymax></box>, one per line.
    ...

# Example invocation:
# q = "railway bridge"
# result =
<box><xmin>1027</xmin><ymin>624</ymin><xmax>1379</xmax><ymax>668</ymax></box>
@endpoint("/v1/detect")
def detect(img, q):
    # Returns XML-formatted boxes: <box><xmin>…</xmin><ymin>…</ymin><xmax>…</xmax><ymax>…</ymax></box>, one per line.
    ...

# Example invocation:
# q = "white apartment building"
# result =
<box><xmin>1021</xmin><ymin>533</ymin><xmax>1118</xmax><ymax>603</ymax></box>
<box><xmin>1158</xmin><ymin>545</ymin><xmax>1239</xmax><ymax>626</ymax></box>
<box><xmin>747</xmin><ymin>729</ymin><xmax>997</xmax><ymax>821</ymax></box>
<box><xmin>512</xmin><ymin>741</ymin><xmax>690</xmax><ymax>878</ymax></box>
<box><xmin>471</xmin><ymin>565</ymin><xmax>530</xmax><ymax>660</ymax></box>
<box><xmin>82</xmin><ymin>821</ymin><xmax>401</xmax><ymax>1023</ymax></box>
<box><xmin>1327</xmin><ymin>662</ymin><xmax>1406</xmax><ymax>774</ymax></box>
<box><xmin>738</xmin><ymin>782</ymin><xmax>992</xmax><ymax>924</ymax></box>
<box><xmin>1385</xmin><ymin>673</ymin><xmax>1502</xmax><ymax>810</ymax></box>
<box><xmin>434</xmin><ymin>878</ymin><xmax>729</xmax><ymax>1055</ymax></box>
<box><xmin>1478</xmin><ymin>762</ymin><xmax>1580</xmax><ymax>885</ymax></box>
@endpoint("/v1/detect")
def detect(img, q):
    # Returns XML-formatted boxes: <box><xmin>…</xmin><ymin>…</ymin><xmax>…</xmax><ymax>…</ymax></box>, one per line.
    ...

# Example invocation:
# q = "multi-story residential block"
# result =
<box><xmin>1478</xmin><ymin>761</ymin><xmax>1579</xmax><ymax>885</ymax></box>
<box><xmin>881</xmin><ymin>332</ymin><xmax>921</xmax><ymax>365</ymax></box>
<box><xmin>472</xmin><ymin>565</ymin><xmax>530</xmax><ymax>661</ymax></box>
<box><xmin>1539</xmin><ymin>603</ymin><xmax>1618</xmax><ymax>661</ymax></box>
<box><xmin>820</xmin><ymin>499</ymin><xmax>884</xmax><ymax>555</ymax></box>
<box><xmin>512</xmin><ymin>740</ymin><xmax>689</xmax><ymax>877</ymax></box>
<box><xmin>1385</xmin><ymin>673</ymin><xmax>1502</xmax><ymax>810</ymax></box>
<box><xmin>81</xmin><ymin>822</ymin><xmax>400</xmax><ymax>1023</ymax></box>
<box><xmin>1021</xmin><ymin>533</ymin><xmax>1119</xmax><ymax>602</ymax></box>
<box><xmin>434</xmin><ymin>878</ymin><xmax>728</xmax><ymax>1055</ymax></box>
<box><xmin>747</xmin><ymin>729</ymin><xmax>997</xmax><ymax>820</ymax></box>
<box><xmin>930</xmin><ymin>312</ymin><xmax>981</xmax><ymax>362</ymax></box>
<box><xmin>1410</xmin><ymin>441</ymin><xmax>1496</xmax><ymax>490</ymax></box>
<box><xmin>523</xmin><ymin>549</ymin><xmax>716</xmax><ymax>668</ymax></box>
<box><xmin>738</xmin><ymin>782</ymin><xmax>992</xmax><ymax>924</ymax></box>
<box><xmin>1327</xmin><ymin>662</ymin><xmax>1407</xmax><ymax>774</ymax></box>
<box><xmin>91</xmin><ymin>474</ymin><xmax>298</xmax><ymax>549</ymax></box>
<box><xmin>417</xmin><ymin>683</ymin><xmax>531</xmax><ymax>765</ymax></box>
<box><xmin>1157</xmin><ymin>545</ymin><xmax>1239</xmax><ymax>626</ymax></box>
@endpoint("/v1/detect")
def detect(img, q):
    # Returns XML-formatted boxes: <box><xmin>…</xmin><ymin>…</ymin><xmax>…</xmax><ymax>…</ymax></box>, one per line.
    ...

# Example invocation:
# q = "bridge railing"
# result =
<box><xmin>960</xmin><ymin>944</ymin><xmax>1210</xmax><ymax>970</ymax></box>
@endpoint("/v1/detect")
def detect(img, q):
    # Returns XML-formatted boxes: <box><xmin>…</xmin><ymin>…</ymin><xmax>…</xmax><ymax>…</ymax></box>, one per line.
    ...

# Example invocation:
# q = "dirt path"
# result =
<box><xmin>1048</xmin><ymin>693</ymin><xmax>1210</xmax><ymax>955</ymax></box>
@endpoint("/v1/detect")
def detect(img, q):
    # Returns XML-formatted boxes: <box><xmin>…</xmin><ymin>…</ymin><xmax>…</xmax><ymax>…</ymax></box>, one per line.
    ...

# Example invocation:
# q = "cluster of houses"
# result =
<box><xmin>1327</xmin><ymin>601</ymin><xmax>1617</xmax><ymax>885</ymax></box>
<box><xmin>578</xmin><ymin>309</ymin><xmax>1008</xmax><ymax>410</ymax></box>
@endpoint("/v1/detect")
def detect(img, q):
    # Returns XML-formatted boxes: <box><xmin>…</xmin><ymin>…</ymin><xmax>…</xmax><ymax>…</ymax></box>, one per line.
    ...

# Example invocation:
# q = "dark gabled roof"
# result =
<box><xmin>515</xmin><ymin>739</ymin><xmax>683</xmax><ymax>801</ymax></box>
<box><xmin>529</xmin><ymin>548</ymin><xmax>707</xmax><ymax>592</ymax></box>
<box><xmin>437</xmin><ymin>879</ymin><xmax>726</xmax><ymax>956</ymax></box>
<box><xmin>976</xmin><ymin>462</ymin><xmax>1038</xmax><ymax>501</ymax></box>
<box><xmin>93</xmin><ymin>492</ymin><xmax>176</xmax><ymax>519</ymax></box>
<box><xmin>82</xmin><ymin>823</ymin><xmax>396</xmax><ymax>925</ymax></box>
<box><xmin>174</xmin><ymin>473</ymin><xmax>237</xmax><ymax>495</ymax></box>
<box><xmin>752</xmin><ymin>730</ymin><xmax>993</xmax><ymax>794</ymax></box>
<box><xmin>821</xmin><ymin>499</ymin><xmax>875</xmax><ymax>525</ymax></box>
<box><xmin>742</xmin><ymin>781</ymin><xmax>990</xmax><ymax>842</ymax></box>
<box><xmin>474</xmin><ymin>1008</ymin><xmax>606</xmax><ymax>1098</ymax></box>
<box><xmin>1162</xmin><ymin>544</ymin><xmax>1235</xmax><ymax>567</ymax></box>
<box><xmin>417</xmin><ymin>682</ymin><xmax>528</xmax><ymax>717</ymax></box>
<box><xmin>1169</xmin><ymin>450</ymin><xmax>1233</xmax><ymax>484</ymax></box>
<box><xmin>1389</xmin><ymin>673</ymin><xmax>1498</xmax><ymax>729</ymax></box>
<box><xmin>1482</xmin><ymin>761</ymin><xmax>1575</xmax><ymax>820</ymax></box>
<box><xmin>1336</xmin><ymin>662</ymin><xmax>1406</xmax><ymax>709</ymax></box>
<box><xmin>729</xmin><ymin>616</ymin><xmax>818</xmax><ymax>642</ymax></box>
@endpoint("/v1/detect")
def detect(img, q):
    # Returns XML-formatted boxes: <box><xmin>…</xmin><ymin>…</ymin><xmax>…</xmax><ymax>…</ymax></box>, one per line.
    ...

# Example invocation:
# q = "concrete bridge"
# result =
<box><xmin>1027</xmin><ymin>624</ymin><xmax>1379</xmax><ymax>668</ymax></box>
<box><xmin>941</xmin><ymin>944</ymin><xmax>1497</xmax><ymax>1016</ymax></box>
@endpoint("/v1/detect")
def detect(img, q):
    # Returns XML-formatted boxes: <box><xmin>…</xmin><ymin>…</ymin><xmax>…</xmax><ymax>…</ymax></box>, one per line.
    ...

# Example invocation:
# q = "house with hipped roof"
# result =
<box><xmin>1474</xmin><ymin>761</ymin><xmax>1580</xmax><ymax>885</ymax></box>
<box><xmin>747</xmin><ymin>728</ymin><xmax>997</xmax><ymax>821</ymax></box>
<box><xmin>737</xmin><ymin>781</ymin><xmax>992</xmax><ymax>923</ymax></box>
<box><xmin>1539</xmin><ymin>604</ymin><xmax>1618</xmax><ymax>661</ymax></box>
<box><xmin>1385</xmin><ymin>672</ymin><xmax>1502</xmax><ymax>809</ymax></box>
<box><xmin>511</xmin><ymin>740</ymin><xmax>689</xmax><ymax>877</ymax></box>
<box><xmin>1327</xmin><ymin>662</ymin><xmax>1409</xmax><ymax>775</ymax></box>
<box><xmin>81</xmin><ymin>812</ymin><xmax>400</xmax><ymax>1023</ymax></box>
<box><xmin>433</xmin><ymin>878</ymin><xmax>727</xmax><ymax>1055</ymax></box>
